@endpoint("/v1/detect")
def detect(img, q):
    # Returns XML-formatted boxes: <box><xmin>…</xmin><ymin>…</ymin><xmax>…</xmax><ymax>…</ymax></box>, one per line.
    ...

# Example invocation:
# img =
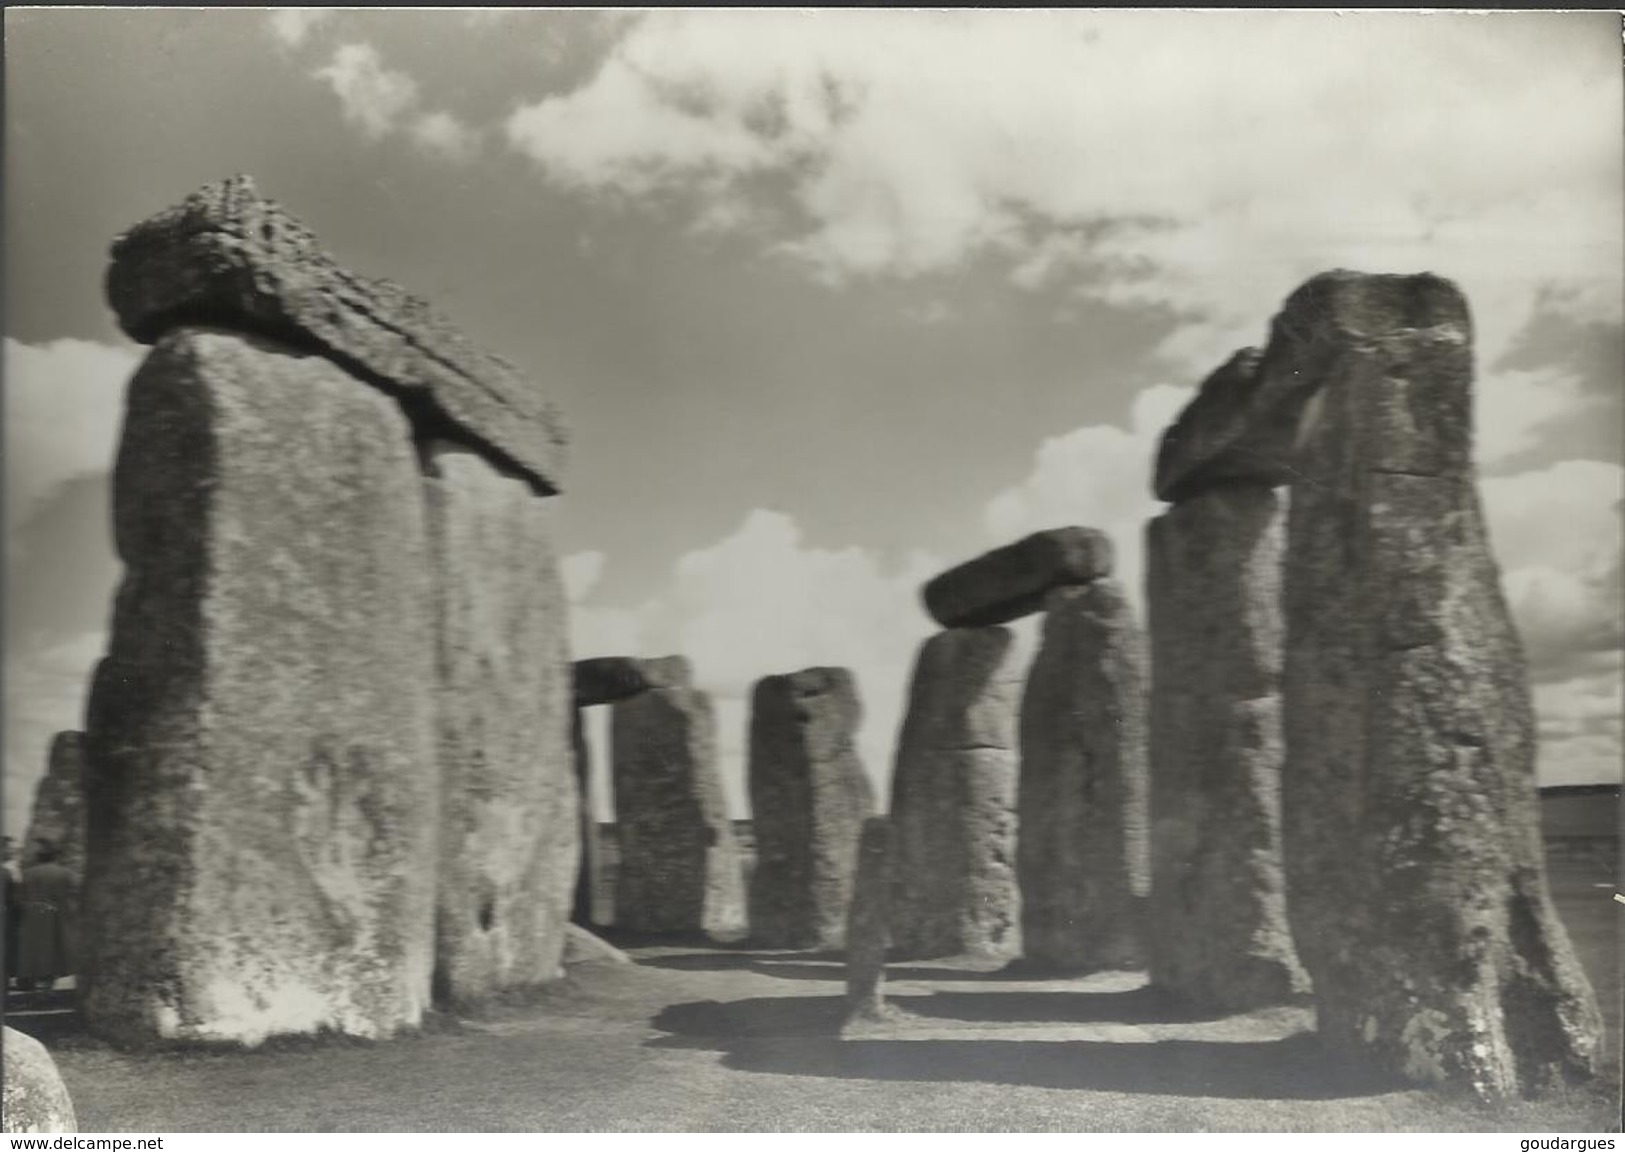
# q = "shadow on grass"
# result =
<box><xmin>646</xmin><ymin>993</ymin><xmax>1401</xmax><ymax>1101</ymax></box>
<box><xmin>636</xmin><ymin>951</ymin><xmax>1068</xmax><ymax>985</ymax></box>
<box><xmin>895</xmin><ymin>985</ymin><xmax>1221</xmax><ymax>1025</ymax></box>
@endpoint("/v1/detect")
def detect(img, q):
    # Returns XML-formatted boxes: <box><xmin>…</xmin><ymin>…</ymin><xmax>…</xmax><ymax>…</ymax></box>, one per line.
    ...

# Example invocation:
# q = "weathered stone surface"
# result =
<box><xmin>1280</xmin><ymin>271</ymin><xmax>1602</xmax><ymax>1098</ymax></box>
<box><xmin>1</xmin><ymin>1027</ymin><xmax>77</xmax><ymax>1133</ymax></box>
<box><xmin>425</xmin><ymin>444</ymin><xmax>576</xmax><ymax>1005</ymax></box>
<box><xmin>747</xmin><ymin>667</ymin><xmax>875</xmax><ymax>949</ymax></box>
<box><xmin>105</xmin><ymin>176</ymin><xmax>567</xmax><ymax>492</ymax></box>
<box><xmin>1146</xmin><ymin>486</ymin><xmax>1308</xmax><ymax>1009</ymax></box>
<box><xmin>845</xmin><ymin>817</ymin><xmax>895</xmax><ymax>1022</ymax></box>
<box><xmin>888</xmin><ymin>628</ymin><xmax>1022</xmax><ymax>958</ymax></box>
<box><xmin>574</xmin><ymin>657</ymin><xmax>650</xmax><ymax>707</ymax></box>
<box><xmin>81</xmin><ymin>328</ymin><xmax>438</xmax><ymax>1047</ymax></box>
<box><xmin>1153</xmin><ymin>271</ymin><xmax>1468</xmax><ymax>502</ymax></box>
<box><xmin>24</xmin><ymin>732</ymin><xmax>87</xmax><ymax>876</ymax></box>
<box><xmin>1017</xmin><ymin>580</ymin><xmax>1149</xmax><ymax>973</ymax></box>
<box><xmin>922</xmin><ymin>527</ymin><xmax>1113</xmax><ymax>628</ymax></box>
<box><xmin>611</xmin><ymin>669</ymin><xmax>745</xmax><ymax>938</ymax></box>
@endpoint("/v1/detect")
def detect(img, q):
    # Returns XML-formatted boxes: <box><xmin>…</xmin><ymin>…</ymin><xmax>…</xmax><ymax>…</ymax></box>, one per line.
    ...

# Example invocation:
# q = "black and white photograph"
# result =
<box><xmin>1</xmin><ymin>6</ymin><xmax>1620</xmax><ymax>1136</ymax></box>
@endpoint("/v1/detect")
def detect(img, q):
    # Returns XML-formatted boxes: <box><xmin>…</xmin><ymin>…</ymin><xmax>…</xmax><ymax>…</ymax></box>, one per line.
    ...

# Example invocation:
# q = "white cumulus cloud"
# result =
<box><xmin>314</xmin><ymin>43</ymin><xmax>479</xmax><ymax>163</ymax></box>
<box><xmin>268</xmin><ymin>8</ymin><xmax>335</xmax><ymax>50</ymax></box>
<box><xmin>505</xmin><ymin>11</ymin><xmax>1621</xmax><ymax>375</ymax></box>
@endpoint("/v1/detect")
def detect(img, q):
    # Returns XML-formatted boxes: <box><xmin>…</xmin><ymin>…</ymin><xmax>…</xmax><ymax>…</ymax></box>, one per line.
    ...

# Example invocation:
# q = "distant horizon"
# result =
<box><xmin>6</xmin><ymin>9</ymin><xmax>1621</xmax><ymax>836</ymax></box>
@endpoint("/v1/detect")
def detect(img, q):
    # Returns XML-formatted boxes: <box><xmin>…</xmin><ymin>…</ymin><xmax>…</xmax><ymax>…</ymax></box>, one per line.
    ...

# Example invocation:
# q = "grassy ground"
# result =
<box><xmin>11</xmin><ymin>861</ymin><xmax>1620</xmax><ymax>1132</ymax></box>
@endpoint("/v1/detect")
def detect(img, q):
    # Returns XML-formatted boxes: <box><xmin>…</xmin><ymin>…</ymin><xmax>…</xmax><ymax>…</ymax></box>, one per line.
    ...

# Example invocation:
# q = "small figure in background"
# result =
<box><xmin>17</xmin><ymin>840</ymin><xmax>77</xmax><ymax>994</ymax></box>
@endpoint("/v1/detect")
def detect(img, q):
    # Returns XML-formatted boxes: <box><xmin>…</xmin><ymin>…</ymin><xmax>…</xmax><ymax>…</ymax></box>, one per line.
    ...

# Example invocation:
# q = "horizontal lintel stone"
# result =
<box><xmin>922</xmin><ymin>527</ymin><xmax>1113</xmax><ymax>629</ymax></box>
<box><xmin>105</xmin><ymin>175</ymin><xmax>568</xmax><ymax>493</ymax></box>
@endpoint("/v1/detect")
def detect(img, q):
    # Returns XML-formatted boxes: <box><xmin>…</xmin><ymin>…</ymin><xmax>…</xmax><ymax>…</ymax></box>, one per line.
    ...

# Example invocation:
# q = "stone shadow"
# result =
<box><xmin>646</xmin><ymin>993</ymin><xmax>1401</xmax><ymax>1101</ymax></box>
<box><xmin>635</xmin><ymin>950</ymin><xmax>1056</xmax><ymax>984</ymax></box>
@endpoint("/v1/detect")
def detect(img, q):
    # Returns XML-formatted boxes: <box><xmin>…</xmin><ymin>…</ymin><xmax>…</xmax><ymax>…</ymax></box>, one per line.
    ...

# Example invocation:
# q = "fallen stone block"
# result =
<box><xmin>922</xmin><ymin>527</ymin><xmax>1113</xmax><ymax>628</ymax></box>
<box><xmin>105</xmin><ymin>175</ymin><xmax>568</xmax><ymax>492</ymax></box>
<box><xmin>562</xmin><ymin>924</ymin><xmax>631</xmax><ymax>967</ymax></box>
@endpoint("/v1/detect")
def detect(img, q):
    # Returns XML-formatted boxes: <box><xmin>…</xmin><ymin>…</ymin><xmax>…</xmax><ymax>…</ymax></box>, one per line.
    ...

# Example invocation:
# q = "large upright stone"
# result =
<box><xmin>611</xmin><ymin>658</ymin><xmax>745</xmax><ymax>937</ymax></box>
<box><xmin>845</xmin><ymin>817</ymin><xmax>896</xmax><ymax>1023</ymax></box>
<box><xmin>1017</xmin><ymin>580</ymin><xmax>1149</xmax><ymax>973</ymax></box>
<box><xmin>1280</xmin><ymin>271</ymin><xmax>1602</xmax><ymax>1097</ymax></box>
<box><xmin>889</xmin><ymin>628</ymin><xmax>1022</xmax><ymax>959</ymax></box>
<box><xmin>24</xmin><ymin>732</ymin><xmax>87</xmax><ymax>876</ymax></box>
<box><xmin>425</xmin><ymin>444</ymin><xmax>575</xmax><ymax>1005</ymax></box>
<box><xmin>2</xmin><ymin>1027</ymin><xmax>77</xmax><ymax>1133</ymax></box>
<box><xmin>82</xmin><ymin>328</ymin><xmax>438</xmax><ymax>1047</ymax></box>
<box><xmin>923</xmin><ymin>527</ymin><xmax>1113</xmax><ymax>628</ymax></box>
<box><xmin>747</xmin><ymin>667</ymin><xmax>874</xmax><ymax>949</ymax></box>
<box><xmin>570</xmin><ymin>658</ymin><xmax>651</xmax><ymax>924</ymax></box>
<box><xmin>1146</xmin><ymin>486</ymin><xmax>1308</xmax><ymax>1009</ymax></box>
<box><xmin>105</xmin><ymin>176</ymin><xmax>568</xmax><ymax>491</ymax></box>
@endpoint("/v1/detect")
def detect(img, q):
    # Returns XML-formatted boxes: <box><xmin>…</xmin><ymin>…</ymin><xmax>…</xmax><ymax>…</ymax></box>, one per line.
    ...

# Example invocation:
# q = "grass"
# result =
<box><xmin>12</xmin><ymin>861</ymin><xmax>1620</xmax><ymax>1132</ymax></box>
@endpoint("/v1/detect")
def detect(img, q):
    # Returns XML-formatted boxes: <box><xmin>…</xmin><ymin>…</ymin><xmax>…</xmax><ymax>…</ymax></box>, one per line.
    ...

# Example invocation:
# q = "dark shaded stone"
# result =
<box><xmin>1153</xmin><ymin>270</ymin><xmax>1468</xmax><ymax>502</ymax></box>
<box><xmin>24</xmin><ymin>732</ymin><xmax>87</xmax><ymax>877</ymax></box>
<box><xmin>1279</xmin><ymin>271</ymin><xmax>1602</xmax><ymax>1098</ymax></box>
<box><xmin>1146</xmin><ymin>485</ymin><xmax>1308</xmax><ymax>1010</ymax></box>
<box><xmin>573</xmin><ymin>657</ymin><xmax>650</xmax><ymax>707</ymax></box>
<box><xmin>611</xmin><ymin>666</ymin><xmax>745</xmax><ymax>938</ymax></box>
<box><xmin>747</xmin><ymin>667</ymin><xmax>874</xmax><ymax>949</ymax></box>
<box><xmin>425</xmin><ymin>443</ymin><xmax>575</xmax><ymax>1005</ymax></box>
<box><xmin>81</xmin><ymin>329</ymin><xmax>438</xmax><ymax>1046</ymax></box>
<box><xmin>888</xmin><ymin>628</ymin><xmax>1022</xmax><ymax>959</ymax></box>
<box><xmin>569</xmin><ymin>709</ymin><xmax>600</xmax><ymax>926</ymax></box>
<box><xmin>1017</xmin><ymin>580</ymin><xmax>1149</xmax><ymax>973</ymax></box>
<box><xmin>845</xmin><ymin>816</ymin><xmax>895</xmax><ymax>1022</ymax></box>
<box><xmin>922</xmin><ymin>527</ymin><xmax>1113</xmax><ymax>628</ymax></box>
<box><xmin>105</xmin><ymin>176</ymin><xmax>567</xmax><ymax>492</ymax></box>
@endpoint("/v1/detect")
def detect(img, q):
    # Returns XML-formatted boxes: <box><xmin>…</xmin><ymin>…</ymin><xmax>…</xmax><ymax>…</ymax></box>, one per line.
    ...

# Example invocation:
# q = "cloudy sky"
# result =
<box><xmin>4</xmin><ymin>9</ymin><xmax>1621</xmax><ymax>834</ymax></box>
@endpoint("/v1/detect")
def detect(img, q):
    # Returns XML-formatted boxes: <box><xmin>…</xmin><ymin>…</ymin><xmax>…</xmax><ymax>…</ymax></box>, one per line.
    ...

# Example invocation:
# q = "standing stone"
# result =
<box><xmin>923</xmin><ymin>527</ymin><xmax>1114</xmax><ymax>628</ymax></box>
<box><xmin>889</xmin><ymin>628</ymin><xmax>1022</xmax><ymax>959</ymax></box>
<box><xmin>2</xmin><ymin>1027</ymin><xmax>77</xmax><ymax>1133</ymax></box>
<box><xmin>845</xmin><ymin>817</ymin><xmax>896</xmax><ymax>1023</ymax></box>
<box><xmin>82</xmin><ymin>328</ymin><xmax>438</xmax><ymax>1047</ymax></box>
<box><xmin>1280</xmin><ymin>271</ymin><xmax>1602</xmax><ymax>1097</ymax></box>
<box><xmin>611</xmin><ymin>658</ymin><xmax>745</xmax><ymax>938</ymax></box>
<box><xmin>571</xmin><ymin>656</ymin><xmax>651</xmax><ymax>925</ymax></box>
<box><xmin>24</xmin><ymin>732</ymin><xmax>87</xmax><ymax>877</ymax></box>
<box><xmin>570</xmin><ymin>709</ymin><xmax>597</xmax><ymax>925</ymax></box>
<box><xmin>425</xmin><ymin>444</ymin><xmax>575</xmax><ymax>1004</ymax></box>
<box><xmin>1146</xmin><ymin>486</ymin><xmax>1308</xmax><ymax>1009</ymax></box>
<box><xmin>1017</xmin><ymin>580</ymin><xmax>1149</xmax><ymax>973</ymax></box>
<box><xmin>748</xmin><ymin>667</ymin><xmax>874</xmax><ymax>949</ymax></box>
